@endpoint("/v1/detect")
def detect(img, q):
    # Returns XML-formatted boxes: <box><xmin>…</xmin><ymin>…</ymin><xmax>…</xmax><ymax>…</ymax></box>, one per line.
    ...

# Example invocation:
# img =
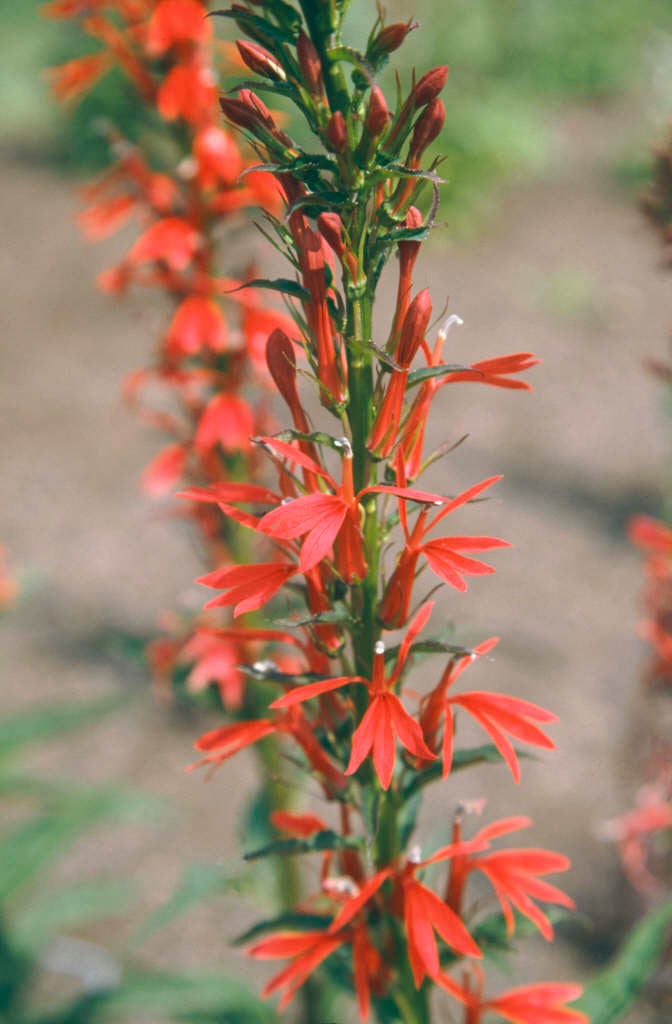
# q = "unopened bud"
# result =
<box><xmin>397</xmin><ymin>288</ymin><xmax>432</xmax><ymax>365</ymax></box>
<box><xmin>236</xmin><ymin>40</ymin><xmax>286</xmax><ymax>82</ymax></box>
<box><xmin>297</xmin><ymin>31</ymin><xmax>323</xmax><ymax>97</ymax></box>
<box><xmin>364</xmin><ymin>86</ymin><xmax>390</xmax><ymax>139</ymax></box>
<box><xmin>317</xmin><ymin>212</ymin><xmax>346</xmax><ymax>257</ymax></box>
<box><xmin>368</xmin><ymin>19</ymin><xmax>419</xmax><ymax>63</ymax></box>
<box><xmin>409</xmin><ymin>97</ymin><xmax>445</xmax><ymax>161</ymax></box>
<box><xmin>326</xmin><ymin>110</ymin><xmax>347</xmax><ymax>153</ymax></box>
<box><xmin>238</xmin><ymin>88</ymin><xmax>273</xmax><ymax>127</ymax></box>
<box><xmin>410</xmin><ymin>65</ymin><xmax>449</xmax><ymax>109</ymax></box>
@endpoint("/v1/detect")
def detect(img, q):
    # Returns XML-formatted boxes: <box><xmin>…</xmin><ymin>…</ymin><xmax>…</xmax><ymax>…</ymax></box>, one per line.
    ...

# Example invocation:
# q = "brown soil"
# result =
<box><xmin>2</xmin><ymin>103</ymin><xmax>671</xmax><ymax>1021</ymax></box>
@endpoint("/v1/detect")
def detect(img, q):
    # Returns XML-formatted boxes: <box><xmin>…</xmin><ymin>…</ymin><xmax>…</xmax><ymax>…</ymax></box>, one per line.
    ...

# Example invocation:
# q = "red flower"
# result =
<box><xmin>140</xmin><ymin>442</ymin><xmax>187</xmax><ymax>496</ymax></box>
<box><xmin>380</xmin><ymin>471</ymin><xmax>509</xmax><ymax>627</ymax></box>
<box><xmin>147</xmin><ymin>0</ymin><xmax>211</xmax><ymax>55</ymax></box>
<box><xmin>157</xmin><ymin>62</ymin><xmax>216</xmax><ymax>123</ymax></box>
<box><xmin>420</xmin><ymin>638</ymin><xmax>557</xmax><ymax>783</ymax></box>
<box><xmin>193</xmin><ymin>125</ymin><xmax>243</xmax><ymax>189</ymax></box>
<box><xmin>194</xmin><ymin>394</ymin><xmax>255</xmax><ymax>453</ymax></box>
<box><xmin>198</xmin><ymin>561</ymin><xmax>296</xmax><ymax>617</ymax></box>
<box><xmin>445</xmin><ymin>817</ymin><xmax>574</xmax><ymax>940</ymax></box>
<box><xmin>438</xmin><ymin>970</ymin><xmax>587</xmax><ymax>1024</ymax></box>
<box><xmin>46</xmin><ymin>52</ymin><xmax>111</xmax><ymax>102</ymax></box>
<box><xmin>271</xmin><ymin>603</ymin><xmax>438</xmax><ymax>789</ymax></box>
<box><xmin>166</xmin><ymin>295</ymin><xmax>228</xmax><ymax>356</ymax></box>
<box><xmin>128</xmin><ymin>217</ymin><xmax>200</xmax><ymax>270</ymax></box>
<box><xmin>258</xmin><ymin>435</ymin><xmax>464</xmax><ymax>585</ymax></box>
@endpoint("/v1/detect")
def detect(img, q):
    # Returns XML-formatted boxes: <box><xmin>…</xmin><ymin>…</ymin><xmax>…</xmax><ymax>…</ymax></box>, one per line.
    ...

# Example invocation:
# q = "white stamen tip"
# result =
<box><xmin>334</xmin><ymin>437</ymin><xmax>353</xmax><ymax>457</ymax></box>
<box><xmin>280</xmin><ymin>496</ymin><xmax>294</xmax><ymax>506</ymax></box>
<box><xmin>438</xmin><ymin>314</ymin><xmax>464</xmax><ymax>340</ymax></box>
<box><xmin>408</xmin><ymin>844</ymin><xmax>422</xmax><ymax>864</ymax></box>
<box><xmin>252</xmin><ymin>659</ymin><xmax>278</xmax><ymax>674</ymax></box>
<box><xmin>323</xmin><ymin>875</ymin><xmax>359</xmax><ymax>897</ymax></box>
<box><xmin>374</xmin><ymin>640</ymin><xmax>385</xmax><ymax>655</ymax></box>
<box><xmin>432</xmin><ymin>500</ymin><xmax>443</xmax><ymax>507</ymax></box>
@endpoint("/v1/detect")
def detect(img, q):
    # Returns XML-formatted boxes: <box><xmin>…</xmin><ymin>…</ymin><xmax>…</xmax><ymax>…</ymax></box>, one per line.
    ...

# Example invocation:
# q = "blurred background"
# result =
<box><xmin>3</xmin><ymin>0</ymin><xmax>672</xmax><ymax>1021</ymax></box>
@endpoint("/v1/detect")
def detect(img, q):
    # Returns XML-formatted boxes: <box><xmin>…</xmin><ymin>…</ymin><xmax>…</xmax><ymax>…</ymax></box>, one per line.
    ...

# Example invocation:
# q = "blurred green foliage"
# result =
<box><xmin>3</xmin><ymin>0</ymin><xmax>672</xmax><ymax>225</ymax></box>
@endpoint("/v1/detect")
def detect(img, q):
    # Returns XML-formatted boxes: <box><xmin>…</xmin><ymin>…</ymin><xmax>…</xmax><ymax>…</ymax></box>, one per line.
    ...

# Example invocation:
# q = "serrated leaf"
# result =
<box><xmin>0</xmin><ymin>696</ymin><xmax>125</xmax><ymax>761</ymax></box>
<box><xmin>274</xmin><ymin>607</ymin><xmax>352</xmax><ymax>629</ymax></box>
<box><xmin>238</xmin><ymin>664</ymin><xmax>322</xmax><ymax>685</ymax></box>
<box><xmin>131</xmin><ymin>864</ymin><xmax>238</xmax><ymax>947</ymax></box>
<box><xmin>284</xmin><ymin>191</ymin><xmax>349</xmax><ymax>219</ymax></box>
<box><xmin>373</xmin><ymin>161</ymin><xmax>444</xmax><ymax>184</ymax></box>
<box><xmin>407</xmin><ymin>363</ymin><xmax>473</xmax><ymax>388</ymax></box>
<box><xmin>13</xmin><ymin>880</ymin><xmax>130</xmax><ymax>951</ymax></box>
<box><xmin>271</xmin><ymin>429</ymin><xmax>345</xmax><ymax>452</ymax></box>
<box><xmin>234</xmin><ymin>912</ymin><xmax>332</xmax><ymax>946</ymax></box>
<box><xmin>384</xmin><ymin>638</ymin><xmax>469</xmax><ymax>662</ymax></box>
<box><xmin>244</xmin><ymin>830</ymin><xmax>363</xmax><ymax>862</ymax></box>
<box><xmin>575</xmin><ymin>897</ymin><xmax>672</xmax><ymax>1024</ymax></box>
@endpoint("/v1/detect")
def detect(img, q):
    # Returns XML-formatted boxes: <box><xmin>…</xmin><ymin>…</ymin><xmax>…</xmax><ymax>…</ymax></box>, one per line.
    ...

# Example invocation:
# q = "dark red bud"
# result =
<box><xmin>266</xmin><ymin>329</ymin><xmax>299</xmax><ymax>412</ymax></box>
<box><xmin>326</xmin><ymin>111</ymin><xmax>347</xmax><ymax>153</ymax></box>
<box><xmin>219</xmin><ymin>96</ymin><xmax>262</xmax><ymax>132</ymax></box>
<box><xmin>236</xmin><ymin>40</ymin><xmax>286</xmax><ymax>82</ymax></box>
<box><xmin>317</xmin><ymin>212</ymin><xmax>345</xmax><ymax>257</ymax></box>
<box><xmin>369</xmin><ymin>19</ymin><xmax>419</xmax><ymax>61</ymax></box>
<box><xmin>297</xmin><ymin>31</ymin><xmax>323</xmax><ymax>96</ymax></box>
<box><xmin>410</xmin><ymin>65</ymin><xmax>449</xmax><ymax>109</ymax></box>
<box><xmin>410</xmin><ymin>97</ymin><xmax>445</xmax><ymax>160</ymax></box>
<box><xmin>364</xmin><ymin>86</ymin><xmax>390</xmax><ymax>139</ymax></box>
<box><xmin>238</xmin><ymin>88</ymin><xmax>274</xmax><ymax>126</ymax></box>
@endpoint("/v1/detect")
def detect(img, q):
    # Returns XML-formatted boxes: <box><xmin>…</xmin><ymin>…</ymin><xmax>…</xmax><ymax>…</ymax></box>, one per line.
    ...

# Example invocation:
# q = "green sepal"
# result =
<box><xmin>244</xmin><ymin>829</ymin><xmax>364</xmax><ymax>862</ymax></box>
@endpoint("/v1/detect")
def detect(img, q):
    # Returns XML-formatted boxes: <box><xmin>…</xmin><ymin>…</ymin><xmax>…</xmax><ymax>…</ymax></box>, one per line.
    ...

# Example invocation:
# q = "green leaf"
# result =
<box><xmin>0</xmin><ymin>789</ymin><xmax>159</xmax><ymax>902</ymax></box>
<box><xmin>131</xmin><ymin>864</ymin><xmax>238</xmax><ymax>947</ymax></box>
<box><xmin>575</xmin><ymin>897</ymin><xmax>672</xmax><ymax>1024</ymax></box>
<box><xmin>224</xmin><ymin>277</ymin><xmax>309</xmax><ymax>302</ymax></box>
<box><xmin>244</xmin><ymin>829</ymin><xmax>363</xmax><ymax>862</ymax></box>
<box><xmin>234</xmin><ymin>911</ymin><xmax>332</xmax><ymax>946</ymax></box>
<box><xmin>12</xmin><ymin>880</ymin><xmax>130</xmax><ymax>951</ymax></box>
<box><xmin>0</xmin><ymin>696</ymin><xmax>124</xmax><ymax>761</ymax></box>
<box><xmin>210</xmin><ymin>9</ymin><xmax>298</xmax><ymax>45</ymax></box>
<box><xmin>402</xmin><ymin>744</ymin><xmax>515</xmax><ymax>799</ymax></box>
<box><xmin>407</xmin><ymin>363</ymin><xmax>473</xmax><ymax>388</ymax></box>
<box><xmin>274</xmin><ymin>606</ymin><xmax>352</xmax><ymax>629</ymax></box>
<box><xmin>42</xmin><ymin>970</ymin><xmax>277</xmax><ymax>1023</ymax></box>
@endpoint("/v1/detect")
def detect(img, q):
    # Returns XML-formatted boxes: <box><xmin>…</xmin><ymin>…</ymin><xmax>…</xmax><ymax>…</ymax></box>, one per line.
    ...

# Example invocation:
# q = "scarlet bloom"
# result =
<box><xmin>420</xmin><ymin>638</ymin><xmax>557</xmax><ymax>783</ymax></box>
<box><xmin>166</xmin><ymin>295</ymin><xmax>227</xmax><ymax>356</ymax></box>
<box><xmin>46</xmin><ymin>52</ymin><xmax>111</xmax><ymax>102</ymax></box>
<box><xmin>157</xmin><ymin>62</ymin><xmax>216</xmax><ymax>123</ymax></box>
<box><xmin>439</xmin><ymin>969</ymin><xmax>587</xmax><ymax>1024</ymax></box>
<box><xmin>445</xmin><ymin>816</ymin><xmax>574</xmax><ymax>940</ymax></box>
<box><xmin>380</xmin><ymin>471</ymin><xmax>509</xmax><ymax>627</ymax></box>
<box><xmin>140</xmin><ymin>442</ymin><xmax>187</xmax><ymax>496</ymax></box>
<box><xmin>271</xmin><ymin>603</ymin><xmax>438</xmax><ymax>789</ymax></box>
<box><xmin>198</xmin><ymin>561</ymin><xmax>296</xmax><ymax>617</ymax></box>
<box><xmin>193</xmin><ymin>125</ymin><xmax>243</xmax><ymax>189</ymax></box>
<box><xmin>128</xmin><ymin>217</ymin><xmax>200</xmax><ymax>270</ymax></box>
<box><xmin>147</xmin><ymin>0</ymin><xmax>211</xmax><ymax>55</ymax></box>
<box><xmin>258</xmin><ymin>435</ymin><xmax>462</xmax><ymax>585</ymax></box>
<box><xmin>76</xmin><ymin>193</ymin><xmax>135</xmax><ymax>241</ymax></box>
<box><xmin>194</xmin><ymin>394</ymin><xmax>255</xmax><ymax>454</ymax></box>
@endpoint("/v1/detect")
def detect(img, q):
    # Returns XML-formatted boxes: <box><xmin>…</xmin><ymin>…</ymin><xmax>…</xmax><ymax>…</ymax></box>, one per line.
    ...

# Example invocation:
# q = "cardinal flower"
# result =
<box><xmin>420</xmin><ymin>638</ymin><xmax>557</xmax><ymax>783</ymax></box>
<box><xmin>438</xmin><ymin>968</ymin><xmax>587</xmax><ymax>1024</ymax></box>
<box><xmin>380</xmin><ymin>469</ymin><xmax>510</xmax><ymax>627</ymax></box>
<box><xmin>444</xmin><ymin>816</ymin><xmax>574</xmax><ymax>940</ymax></box>
<box><xmin>257</xmin><ymin>435</ymin><xmax>467</xmax><ymax>585</ymax></box>
<box><xmin>271</xmin><ymin>603</ymin><xmax>438</xmax><ymax>789</ymax></box>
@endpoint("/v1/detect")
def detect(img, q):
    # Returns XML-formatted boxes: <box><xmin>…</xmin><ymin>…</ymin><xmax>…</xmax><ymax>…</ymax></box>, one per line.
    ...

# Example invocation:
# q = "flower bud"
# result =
<box><xmin>326</xmin><ymin>110</ymin><xmax>347</xmax><ymax>153</ymax></box>
<box><xmin>236</xmin><ymin>40</ymin><xmax>286</xmax><ymax>82</ymax></box>
<box><xmin>410</xmin><ymin>65</ymin><xmax>449</xmax><ymax>109</ymax></box>
<box><xmin>364</xmin><ymin>86</ymin><xmax>390</xmax><ymax>139</ymax></box>
<box><xmin>368</xmin><ymin>19</ymin><xmax>419</xmax><ymax>63</ymax></box>
<box><xmin>409</xmin><ymin>97</ymin><xmax>445</xmax><ymax>162</ymax></box>
<box><xmin>297</xmin><ymin>31</ymin><xmax>324</xmax><ymax>97</ymax></box>
<box><xmin>317</xmin><ymin>212</ymin><xmax>346</xmax><ymax>258</ymax></box>
<box><xmin>397</xmin><ymin>287</ymin><xmax>432</xmax><ymax>365</ymax></box>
